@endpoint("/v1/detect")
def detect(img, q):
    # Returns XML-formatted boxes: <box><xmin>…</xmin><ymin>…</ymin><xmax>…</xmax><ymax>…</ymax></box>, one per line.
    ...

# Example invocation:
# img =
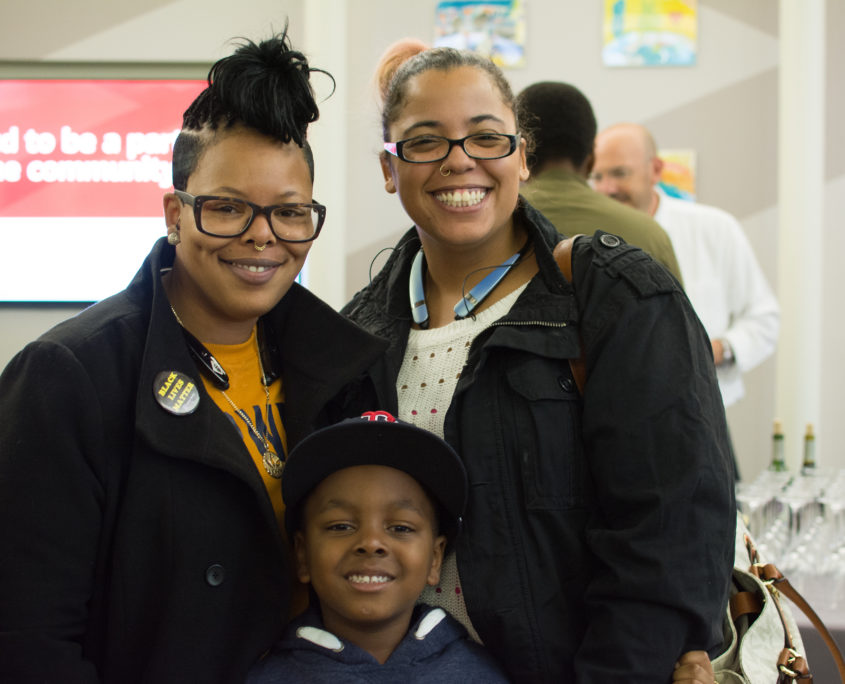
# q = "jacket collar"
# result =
<box><xmin>529</xmin><ymin>166</ymin><xmax>589</xmax><ymax>189</ymax></box>
<box><xmin>349</xmin><ymin>199</ymin><xmax>580</xmax><ymax>336</ymax></box>
<box><xmin>132</xmin><ymin>238</ymin><xmax>387</xmax><ymax>496</ymax></box>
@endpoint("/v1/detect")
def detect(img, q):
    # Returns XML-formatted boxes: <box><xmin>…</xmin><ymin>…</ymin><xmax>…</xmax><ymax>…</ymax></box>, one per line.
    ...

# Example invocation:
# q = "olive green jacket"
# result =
<box><xmin>521</xmin><ymin>168</ymin><xmax>683</xmax><ymax>285</ymax></box>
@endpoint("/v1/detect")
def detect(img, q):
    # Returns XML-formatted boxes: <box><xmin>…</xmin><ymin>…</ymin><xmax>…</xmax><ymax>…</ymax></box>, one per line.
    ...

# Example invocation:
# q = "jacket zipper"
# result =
<box><xmin>490</xmin><ymin>320</ymin><xmax>569</xmax><ymax>328</ymax></box>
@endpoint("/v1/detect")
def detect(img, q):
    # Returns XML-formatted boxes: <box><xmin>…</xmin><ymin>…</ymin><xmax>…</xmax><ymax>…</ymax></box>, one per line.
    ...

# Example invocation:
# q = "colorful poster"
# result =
<box><xmin>659</xmin><ymin>148</ymin><xmax>696</xmax><ymax>200</ymax></box>
<box><xmin>434</xmin><ymin>0</ymin><xmax>526</xmax><ymax>68</ymax></box>
<box><xmin>602</xmin><ymin>0</ymin><xmax>697</xmax><ymax>67</ymax></box>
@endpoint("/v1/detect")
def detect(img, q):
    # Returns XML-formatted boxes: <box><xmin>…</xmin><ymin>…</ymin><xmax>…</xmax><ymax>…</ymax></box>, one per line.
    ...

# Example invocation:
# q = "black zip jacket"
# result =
<box><xmin>341</xmin><ymin>199</ymin><xmax>735</xmax><ymax>683</ymax></box>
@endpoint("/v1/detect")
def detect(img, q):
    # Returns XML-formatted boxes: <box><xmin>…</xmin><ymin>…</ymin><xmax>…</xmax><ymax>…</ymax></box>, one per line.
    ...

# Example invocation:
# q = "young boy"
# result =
<box><xmin>247</xmin><ymin>410</ymin><xmax>716</xmax><ymax>683</ymax></box>
<box><xmin>247</xmin><ymin>410</ymin><xmax>510</xmax><ymax>683</ymax></box>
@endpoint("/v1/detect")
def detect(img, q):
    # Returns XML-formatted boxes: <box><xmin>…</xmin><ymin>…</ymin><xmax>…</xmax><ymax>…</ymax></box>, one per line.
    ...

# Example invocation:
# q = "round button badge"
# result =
<box><xmin>153</xmin><ymin>370</ymin><xmax>200</xmax><ymax>415</ymax></box>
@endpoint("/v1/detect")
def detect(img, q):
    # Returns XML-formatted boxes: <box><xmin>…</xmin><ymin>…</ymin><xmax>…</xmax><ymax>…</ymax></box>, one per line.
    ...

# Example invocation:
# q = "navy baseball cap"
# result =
<box><xmin>282</xmin><ymin>411</ymin><xmax>467</xmax><ymax>541</ymax></box>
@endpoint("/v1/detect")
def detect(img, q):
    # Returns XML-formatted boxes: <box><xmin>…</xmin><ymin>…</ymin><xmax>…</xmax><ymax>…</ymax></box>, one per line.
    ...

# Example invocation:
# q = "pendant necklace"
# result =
<box><xmin>409</xmin><ymin>243</ymin><xmax>528</xmax><ymax>329</ymax></box>
<box><xmin>170</xmin><ymin>305</ymin><xmax>284</xmax><ymax>479</ymax></box>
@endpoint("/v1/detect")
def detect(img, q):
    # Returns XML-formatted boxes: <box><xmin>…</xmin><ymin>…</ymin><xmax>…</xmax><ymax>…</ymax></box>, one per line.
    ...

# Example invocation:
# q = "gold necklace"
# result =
<box><xmin>169</xmin><ymin>305</ymin><xmax>284</xmax><ymax>479</ymax></box>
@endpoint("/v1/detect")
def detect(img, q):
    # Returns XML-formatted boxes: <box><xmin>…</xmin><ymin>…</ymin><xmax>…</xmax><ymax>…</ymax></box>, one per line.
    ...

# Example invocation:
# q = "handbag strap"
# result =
<box><xmin>757</xmin><ymin>562</ymin><xmax>845</xmax><ymax>681</ymax></box>
<box><xmin>553</xmin><ymin>235</ymin><xmax>586</xmax><ymax>394</ymax></box>
<box><xmin>743</xmin><ymin>534</ymin><xmax>845</xmax><ymax>681</ymax></box>
<box><xmin>728</xmin><ymin>582</ymin><xmax>812</xmax><ymax>681</ymax></box>
<box><xmin>729</xmin><ymin>589</ymin><xmax>762</xmax><ymax>621</ymax></box>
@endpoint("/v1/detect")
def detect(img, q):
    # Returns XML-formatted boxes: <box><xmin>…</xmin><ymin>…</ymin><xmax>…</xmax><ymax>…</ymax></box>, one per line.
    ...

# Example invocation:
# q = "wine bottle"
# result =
<box><xmin>801</xmin><ymin>423</ymin><xmax>816</xmax><ymax>475</ymax></box>
<box><xmin>769</xmin><ymin>419</ymin><xmax>787</xmax><ymax>472</ymax></box>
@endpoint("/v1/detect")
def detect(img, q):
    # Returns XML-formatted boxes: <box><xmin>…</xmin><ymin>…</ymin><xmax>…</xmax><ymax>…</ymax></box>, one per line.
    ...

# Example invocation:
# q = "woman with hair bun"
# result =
<box><xmin>342</xmin><ymin>41</ymin><xmax>735</xmax><ymax>682</ymax></box>
<box><xmin>0</xmin><ymin>29</ymin><xmax>386</xmax><ymax>683</ymax></box>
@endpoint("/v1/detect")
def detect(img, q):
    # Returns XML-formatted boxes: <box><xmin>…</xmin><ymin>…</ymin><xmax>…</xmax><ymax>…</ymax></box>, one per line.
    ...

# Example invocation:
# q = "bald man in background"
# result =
<box><xmin>593</xmin><ymin>123</ymin><xmax>780</xmax><ymax>475</ymax></box>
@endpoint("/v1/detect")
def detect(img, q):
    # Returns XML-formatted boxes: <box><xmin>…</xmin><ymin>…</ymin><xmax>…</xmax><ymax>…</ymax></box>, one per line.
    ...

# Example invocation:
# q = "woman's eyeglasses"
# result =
<box><xmin>384</xmin><ymin>133</ymin><xmax>520</xmax><ymax>164</ymax></box>
<box><xmin>174</xmin><ymin>190</ymin><xmax>326</xmax><ymax>243</ymax></box>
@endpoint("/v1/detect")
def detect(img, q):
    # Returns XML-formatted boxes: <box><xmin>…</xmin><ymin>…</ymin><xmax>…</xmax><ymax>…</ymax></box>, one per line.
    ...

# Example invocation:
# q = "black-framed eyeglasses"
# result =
<box><xmin>174</xmin><ymin>190</ymin><xmax>326</xmax><ymax>243</ymax></box>
<box><xmin>383</xmin><ymin>133</ymin><xmax>520</xmax><ymax>163</ymax></box>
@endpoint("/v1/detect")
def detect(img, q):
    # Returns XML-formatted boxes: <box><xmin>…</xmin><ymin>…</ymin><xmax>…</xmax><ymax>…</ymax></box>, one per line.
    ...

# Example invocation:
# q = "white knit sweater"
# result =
<box><xmin>398</xmin><ymin>284</ymin><xmax>528</xmax><ymax>642</ymax></box>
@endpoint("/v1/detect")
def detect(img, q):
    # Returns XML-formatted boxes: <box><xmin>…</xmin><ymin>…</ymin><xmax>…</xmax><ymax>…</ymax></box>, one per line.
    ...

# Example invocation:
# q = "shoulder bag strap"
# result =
<box><xmin>553</xmin><ymin>235</ymin><xmax>587</xmax><ymax>394</ymax></box>
<box><xmin>757</xmin><ymin>562</ymin><xmax>845</xmax><ymax>681</ymax></box>
<box><xmin>743</xmin><ymin>532</ymin><xmax>845</xmax><ymax>681</ymax></box>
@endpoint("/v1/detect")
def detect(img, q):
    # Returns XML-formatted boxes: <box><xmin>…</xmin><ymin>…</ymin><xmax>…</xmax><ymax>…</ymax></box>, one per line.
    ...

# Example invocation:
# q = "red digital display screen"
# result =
<box><xmin>0</xmin><ymin>79</ymin><xmax>206</xmax><ymax>301</ymax></box>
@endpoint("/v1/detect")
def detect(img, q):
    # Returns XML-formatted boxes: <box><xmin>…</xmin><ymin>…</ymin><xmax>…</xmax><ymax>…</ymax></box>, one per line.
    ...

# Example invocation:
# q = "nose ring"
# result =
<box><xmin>439</xmin><ymin>163</ymin><xmax>451</xmax><ymax>177</ymax></box>
<box><xmin>254</xmin><ymin>242</ymin><xmax>267</xmax><ymax>252</ymax></box>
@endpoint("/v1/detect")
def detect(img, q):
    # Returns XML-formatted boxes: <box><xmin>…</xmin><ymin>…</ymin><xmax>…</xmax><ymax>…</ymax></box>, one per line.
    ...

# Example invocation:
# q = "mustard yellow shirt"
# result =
<box><xmin>201</xmin><ymin>330</ymin><xmax>307</xmax><ymax>616</ymax></box>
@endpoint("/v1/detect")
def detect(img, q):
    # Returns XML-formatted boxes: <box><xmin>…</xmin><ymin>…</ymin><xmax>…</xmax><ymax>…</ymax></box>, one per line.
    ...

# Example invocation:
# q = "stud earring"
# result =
<box><xmin>167</xmin><ymin>231</ymin><xmax>181</xmax><ymax>246</ymax></box>
<box><xmin>439</xmin><ymin>164</ymin><xmax>451</xmax><ymax>177</ymax></box>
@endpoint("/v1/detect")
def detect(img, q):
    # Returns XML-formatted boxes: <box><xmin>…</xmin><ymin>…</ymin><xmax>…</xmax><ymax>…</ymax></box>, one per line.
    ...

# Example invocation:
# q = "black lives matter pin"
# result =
<box><xmin>154</xmin><ymin>370</ymin><xmax>200</xmax><ymax>415</ymax></box>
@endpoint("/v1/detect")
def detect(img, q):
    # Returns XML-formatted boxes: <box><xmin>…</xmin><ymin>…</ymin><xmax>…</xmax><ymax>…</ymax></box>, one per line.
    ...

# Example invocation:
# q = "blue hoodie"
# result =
<box><xmin>247</xmin><ymin>604</ymin><xmax>510</xmax><ymax>683</ymax></box>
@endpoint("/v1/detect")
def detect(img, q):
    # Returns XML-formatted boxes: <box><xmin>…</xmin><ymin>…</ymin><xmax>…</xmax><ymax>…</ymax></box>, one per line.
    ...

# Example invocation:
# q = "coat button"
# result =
<box><xmin>599</xmin><ymin>233</ymin><xmax>621</xmax><ymax>248</ymax></box>
<box><xmin>205</xmin><ymin>564</ymin><xmax>225</xmax><ymax>587</ymax></box>
<box><xmin>558</xmin><ymin>376</ymin><xmax>574</xmax><ymax>393</ymax></box>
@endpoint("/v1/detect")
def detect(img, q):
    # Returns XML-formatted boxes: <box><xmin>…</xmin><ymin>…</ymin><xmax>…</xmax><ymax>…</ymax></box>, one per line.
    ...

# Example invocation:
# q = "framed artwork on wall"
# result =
<box><xmin>434</xmin><ymin>0</ymin><xmax>526</xmax><ymax>68</ymax></box>
<box><xmin>602</xmin><ymin>0</ymin><xmax>698</xmax><ymax>67</ymax></box>
<box><xmin>658</xmin><ymin>148</ymin><xmax>697</xmax><ymax>201</ymax></box>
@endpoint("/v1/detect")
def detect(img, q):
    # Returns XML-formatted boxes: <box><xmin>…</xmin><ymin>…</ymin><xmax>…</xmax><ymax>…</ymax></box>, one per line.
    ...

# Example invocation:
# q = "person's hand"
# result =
<box><xmin>711</xmin><ymin>338</ymin><xmax>724</xmax><ymax>365</ymax></box>
<box><xmin>672</xmin><ymin>650</ymin><xmax>715</xmax><ymax>683</ymax></box>
<box><xmin>711</xmin><ymin>338</ymin><xmax>735</xmax><ymax>366</ymax></box>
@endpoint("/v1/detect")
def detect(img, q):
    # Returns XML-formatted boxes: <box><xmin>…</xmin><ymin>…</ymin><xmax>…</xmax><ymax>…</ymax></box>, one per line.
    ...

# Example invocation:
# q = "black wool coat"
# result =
<box><xmin>0</xmin><ymin>238</ymin><xmax>387</xmax><ymax>683</ymax></box>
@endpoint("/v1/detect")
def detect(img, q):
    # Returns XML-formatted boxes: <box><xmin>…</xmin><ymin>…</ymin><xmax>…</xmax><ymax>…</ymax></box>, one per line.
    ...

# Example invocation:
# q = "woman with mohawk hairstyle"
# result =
<box><xmin>0</xmin><ymin>28</ymin><xmax>387</xmax><ymax>683</ymax></box>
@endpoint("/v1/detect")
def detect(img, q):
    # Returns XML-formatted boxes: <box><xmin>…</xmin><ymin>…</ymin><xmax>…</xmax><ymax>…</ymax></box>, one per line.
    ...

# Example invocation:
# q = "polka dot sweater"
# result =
<box><xmin>396</xmin><ymin>283</ymin><xmax>528</xmax><ymax>643</ymax></box>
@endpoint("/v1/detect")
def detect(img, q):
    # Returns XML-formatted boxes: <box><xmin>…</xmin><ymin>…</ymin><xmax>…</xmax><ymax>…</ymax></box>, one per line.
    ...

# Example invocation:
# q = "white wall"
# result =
<box><xmin>1</xmin><ymin>0</ymin><xmax>841</xmax><ymax>482</ymax></box>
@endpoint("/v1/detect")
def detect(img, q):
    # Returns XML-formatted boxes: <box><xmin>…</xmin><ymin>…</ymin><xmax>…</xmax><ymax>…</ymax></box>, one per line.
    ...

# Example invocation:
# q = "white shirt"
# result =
<box><xmin>654</xmin><ymin>189</ymin><xmax>780</xmax><ymax>406</ymax></box>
